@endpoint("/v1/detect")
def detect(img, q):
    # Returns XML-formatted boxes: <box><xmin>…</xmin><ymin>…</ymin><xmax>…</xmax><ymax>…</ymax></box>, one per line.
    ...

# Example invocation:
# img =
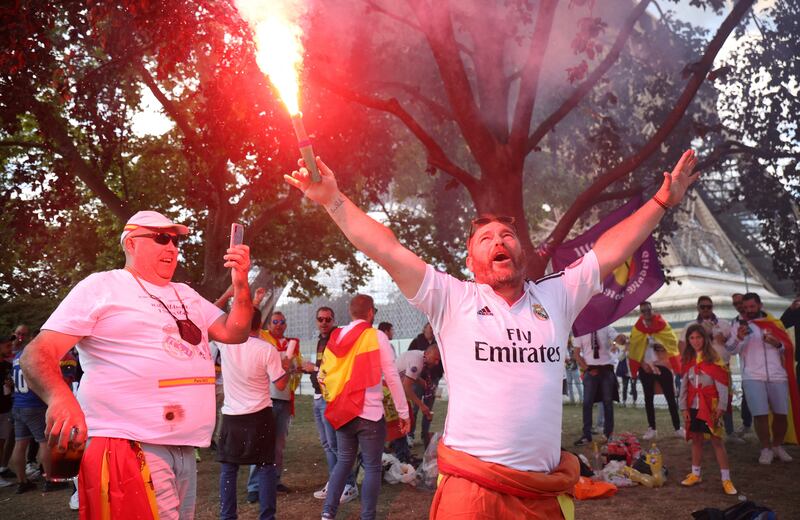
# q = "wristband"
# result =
<box><xmin>652</xmin><ymin>194</ymin><xmax>671</xmax><ymax>211</ymax></box>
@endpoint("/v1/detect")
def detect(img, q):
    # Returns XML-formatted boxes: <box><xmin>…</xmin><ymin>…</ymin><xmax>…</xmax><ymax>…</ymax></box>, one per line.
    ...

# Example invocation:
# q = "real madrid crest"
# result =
<box><xmin>532</xmin><ymin>303</ymin><xmax>549</xmax><ymax>321</ymax></box>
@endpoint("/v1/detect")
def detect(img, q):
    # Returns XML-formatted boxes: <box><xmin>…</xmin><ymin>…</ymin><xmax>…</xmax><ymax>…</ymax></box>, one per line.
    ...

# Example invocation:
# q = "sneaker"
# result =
<box><xmin>573</xmin><ymin>436</ymin><xmax>591</xmax><ymax>447</ymax></box>
<box><xmin>25</xmin><ymin>463</ymin><xmax>41</xmax><ymax>479</ymax></box>
<box><xmin>642</xmin><ymin>428</ymin><xmax>657</xmax><ymax>440</ymax></box>
<box><xmin>772</xmin><ymin>445</ymin><xmax>793</xmax><ymax>462</ymax></box>
<box><xmin>276</xmin><ymin>483</ymin><xmax>291</xmax><ymax>494</ymax></box>
<box><xmin>735</xmin><ymin>425</ymin><xmax>752</xmax><ymax>436</ymax></box>
<box><xmin>722</xmin><ymin>480</ymin><xmax>737</xmax><ymax>495</ymax></box>
<box><xmin>313</xmin><ymin>482</ymin><xmax>328</xmax><ymax>500</ymax></box>
<box><xmin>0</xmin><ymin>477</ymin><xmax>15</xmax><ymax>488</ymax></box>
<box><xmin>758</xmin><ymin>448</ymin><xmax>774</xmax><ymax>465</ymax></box>
<box><xmin>0</xmin><ymin>467</ymin><xmax>15</xmax><ymax>479</ymax></box>
<box><xmin>726</xmin><ymin>435</ymin><xmax>746</xmax><ymax>445</ymax></box>
<box><xmin>15</xmin><ymin>481</ymin><xmax>36</xmax><ymax>494</ymax></box>
<box><xmin>246</xmin><ymin>490</ymin><xmax>259</xmax><ymax>503</ymax></box>
<box><xmin>674</xmin><ymin>427</ymin><xmax>685</xmax><ymax>438</ymax></box>
<box><xmin>681</xmin><ymin>473</ymin><xmax>702</xmax><ymax>487</ymax></box>
<box><xmin>590</xmin><ymin>427</ymin><xmax>600</xmax><ymax>435</ymax></box>
<box><xmin>70</xmin><ymin>489</ymin><xmax>79</xmax><ymax>510</ymax></box>
<box><xmin>340</xmin><ymin>484</ymin><xmax>358</xmax><ymax>504</ymax></box>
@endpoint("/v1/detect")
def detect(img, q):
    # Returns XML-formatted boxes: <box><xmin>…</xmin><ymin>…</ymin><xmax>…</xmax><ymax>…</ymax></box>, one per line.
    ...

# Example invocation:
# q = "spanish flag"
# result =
<box><xmin>751</xmin><ymin>314</ymin><xmax>800</xmax><ymax>444</ymax></box>
<box><xmin>320</xmin><ymin>322</ymin><xmax>381</xmax><ymax>429</ymax></box>
<box><xmin>628</xmin><ymin>314</ymin><xmax>681</xmax><ymax>378</ymax></box>
<box><xmin>684</xmin><ymin>354</ymin><xmax>730</xmax><ymax>439</ymax></box>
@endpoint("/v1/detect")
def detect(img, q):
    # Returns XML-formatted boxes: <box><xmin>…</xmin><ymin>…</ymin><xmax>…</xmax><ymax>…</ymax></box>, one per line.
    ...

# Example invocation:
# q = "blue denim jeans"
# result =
<box><xmin>323</xmin><ymin>417</ymin><xmax>385</xmax><ymax>520</ymax></box>
<box><xmin>582</xmin><ymin>366</ymin><xmax>615</xmax><ymax>439</ymax></box>
<box><xmin>313</xmin><ymin>398</ymin><xmax>357</xmax><ymax>487</ymax></box>
<box><xmin>220</xmin><ymin>462</ymin><xmax>276</xmax><ymax>520</ymax></box>
<box><xmin>248</xmin><ymin>399</ymin><xmax>291</xmax><ymax>493</ymax></box>
<box><xmin>410</xmin><ymin>382</ymin><xmax>435</xmax><ymax>445</ymax></box>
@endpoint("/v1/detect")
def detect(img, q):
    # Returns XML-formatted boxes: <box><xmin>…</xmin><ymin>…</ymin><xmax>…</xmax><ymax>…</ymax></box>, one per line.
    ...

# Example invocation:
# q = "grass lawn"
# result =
<box><xmin>2</xmin><ymin>395</ymin><xmax>798</xmax><ymax>519</ymax></box>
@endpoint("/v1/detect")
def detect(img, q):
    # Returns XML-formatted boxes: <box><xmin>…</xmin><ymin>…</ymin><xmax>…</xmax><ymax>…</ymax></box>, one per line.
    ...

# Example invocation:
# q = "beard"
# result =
<box><xmin>471</xmin><ymin>249</ymin><xmax>527</xmax><ymax>290</ymax></box>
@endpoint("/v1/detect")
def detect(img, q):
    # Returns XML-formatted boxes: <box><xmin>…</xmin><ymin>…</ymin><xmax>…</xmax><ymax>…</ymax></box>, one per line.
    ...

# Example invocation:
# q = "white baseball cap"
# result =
<box><xmin>119</xmin><ymin>210</ymin><xmax>190</xmax><ymax>246</ymax></box>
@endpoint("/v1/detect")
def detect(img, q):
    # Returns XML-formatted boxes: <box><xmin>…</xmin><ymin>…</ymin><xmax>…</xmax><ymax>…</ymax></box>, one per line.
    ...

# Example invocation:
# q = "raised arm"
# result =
<box><xmin>20</xmin><ymin>331</ymin><xmax>87</xmax><ymax>451</ymax></box>
<box><xmin>285</xmin><ymin>157</ymin><xmax>426</xmax><ymax>300</ymax></box>
<box><xmin>208</xmin><ymin>244</ymin><xmax>253</xmax><ymax>344</ymax></box>
<box><xmin>593</xmin><ymin>150</ymin><xmax>699</xmax><ymax>279</ymax></box>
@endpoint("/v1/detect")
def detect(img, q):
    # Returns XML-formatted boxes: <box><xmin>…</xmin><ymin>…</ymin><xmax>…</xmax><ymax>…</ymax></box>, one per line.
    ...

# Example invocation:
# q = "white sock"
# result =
<box><xmin>691</xmin><ymin>465</ymin><xmax>701</xmax><ymax>477</ymax></box>
<box><xmin>720</xmin><ymin>469</ymin><xmax>730</xmax><ymax>481</ymax></box>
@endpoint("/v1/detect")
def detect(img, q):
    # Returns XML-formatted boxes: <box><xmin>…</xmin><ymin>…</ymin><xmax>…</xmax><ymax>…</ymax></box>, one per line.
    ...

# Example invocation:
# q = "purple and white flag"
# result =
<box><xmin>551</xmin><ymin>195</ymin><xmax>664</xmax><ymax>336</ymax></box>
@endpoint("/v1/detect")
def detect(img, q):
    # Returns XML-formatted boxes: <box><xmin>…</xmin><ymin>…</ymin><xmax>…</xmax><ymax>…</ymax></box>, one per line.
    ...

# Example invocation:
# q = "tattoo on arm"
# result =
<box><xmin>327</xmin><ymin>196</ymin><xmax>345</xmax><ymax>214</ymax></box>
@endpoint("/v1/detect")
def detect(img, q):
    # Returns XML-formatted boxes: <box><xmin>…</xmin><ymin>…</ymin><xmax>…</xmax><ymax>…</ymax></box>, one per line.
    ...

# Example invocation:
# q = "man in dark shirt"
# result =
<box><xmin>407</xmin><ymin>323</ymin><xmax>443</xmax><ymax>447</ymax></box>
<box><xmin>780</xmin><ymin>294</ymin><xmax>800</xmax><ymax>375</ymax></box>
<box><xmin>305</xmin><ymin>306</ymin><xmax>357</xmax><ymax>504</ymax></box>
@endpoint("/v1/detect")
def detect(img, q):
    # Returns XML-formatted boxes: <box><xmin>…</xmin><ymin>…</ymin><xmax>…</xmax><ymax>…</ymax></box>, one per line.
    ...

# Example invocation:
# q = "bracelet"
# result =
<box><xmin>652</xmin><ymin>194</ymin><xmax>671</xmax><ymax>211</ymax></box>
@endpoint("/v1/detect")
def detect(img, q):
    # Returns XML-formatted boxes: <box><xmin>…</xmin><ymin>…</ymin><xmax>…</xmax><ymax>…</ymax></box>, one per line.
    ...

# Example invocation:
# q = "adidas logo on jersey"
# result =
<box><xmin>477</xmin><ymin>306</ymin><xmax>494</xmax><ymax>316</ymax></box>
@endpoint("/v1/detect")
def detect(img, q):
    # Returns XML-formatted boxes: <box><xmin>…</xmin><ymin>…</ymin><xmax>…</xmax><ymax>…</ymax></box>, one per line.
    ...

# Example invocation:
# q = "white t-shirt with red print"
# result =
<box><xmin>43</xmin><ymin>269</ymin><xmax>224</xmax><ymax>447</ymax></box>
<box><xmin>408</xmin><ymin>250</ymin><xmax>601</xmax><ymax>472</ymax></box>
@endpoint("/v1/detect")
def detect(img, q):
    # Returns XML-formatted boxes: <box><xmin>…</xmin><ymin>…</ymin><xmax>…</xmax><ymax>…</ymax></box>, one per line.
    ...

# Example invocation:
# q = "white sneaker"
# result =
<box><xmin>340</xmin><ymin>483</ymin><xmax>358</xmax><ymax>504</ymax></box>
<box><xmin>642</xmin><ymin>428</ymin><xmax>657</xmax><ymax>440</ymax></box>
<box><xmin>674</xmin><ymin>427</ymin><xmax>685</xmax><ymax>438</ymax></box>
<box><xmin>0</xmin><ymin>477</ymin><xmax>14</xmax><ymax>488</ymax></box>
<box><xmin>758</xmin><ymin>448</ymin><xmax>774</xmax><ymax>465</ymax></box>
<box><xmin>25</xmin><ymin>463</ymin><xmax>41</xmax><ymax>479</ymax></box>
<box><xmin>773</xmin><ymin>445</ymin><xmax>793</xmax><ymax>462</ymax></box>
<box><xmin>313</xmin><ymin>482</ymin><xmax>328</xmax><ymax>500</ymax></box>
<box><xmin>735</xmin><ymin>425</ymin><xmax>752</xmax><ymax>436</ymax></box>
<box><xmin>726</xmin><ymin>435</ymin><xmax>746</xmax><ymax>445</ymax></box>
<box><xmin>69</xmin><ymin>490</ymin><xmax>79</xmax><ymax>510</ymax></box>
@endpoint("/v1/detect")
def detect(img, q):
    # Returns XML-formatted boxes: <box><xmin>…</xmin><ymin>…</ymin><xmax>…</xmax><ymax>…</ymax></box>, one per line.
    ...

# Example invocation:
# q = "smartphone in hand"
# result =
<box><xmin>230</xmin><ymin>223</ymin><xmax>244</xmax><ymax>248</ymax></box>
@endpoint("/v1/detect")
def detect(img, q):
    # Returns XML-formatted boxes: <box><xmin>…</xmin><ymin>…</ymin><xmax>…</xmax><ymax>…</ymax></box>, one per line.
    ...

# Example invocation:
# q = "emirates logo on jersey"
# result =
<box><xmin>477</xmin><ymin>306</ymin><xmax>494</xmax><ymax>316</ymax></box>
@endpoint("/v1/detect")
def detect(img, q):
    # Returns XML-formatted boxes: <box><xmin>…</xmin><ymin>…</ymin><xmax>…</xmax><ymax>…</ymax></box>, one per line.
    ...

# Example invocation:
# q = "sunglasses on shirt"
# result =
<box><xmin>132</xmin><ymin>233</ymin><xmax>181</xmax><ymax>246</ymax></box>
<box><xmin>316</xmin><ymin>317</ymin><xmax>333</xmax><ymax>323</ymax></box>
<box><xmin>468</xmin><ymin>216</ymin><xmax>516</xmax><ymax>239</ymax></box>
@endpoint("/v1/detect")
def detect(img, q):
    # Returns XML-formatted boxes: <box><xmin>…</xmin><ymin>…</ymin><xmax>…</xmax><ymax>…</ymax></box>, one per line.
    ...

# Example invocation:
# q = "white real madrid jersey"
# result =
<box><xmin>408</xmin><ymin>250</ymin><xmax>601</xmax><ymax>472</ymax></box>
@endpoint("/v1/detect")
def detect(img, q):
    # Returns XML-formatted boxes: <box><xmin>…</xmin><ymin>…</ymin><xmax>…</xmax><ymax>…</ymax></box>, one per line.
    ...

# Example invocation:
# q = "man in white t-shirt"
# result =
<box><xmin>20</xmin><ymin>210</ymin><xmax>253</xmax><ymax>520</ymax></box>
<box><xmin>573</xmin><ymin>326</ymin><xmax>626</xmax><ymax>446</ymax></box>
<box><xmin>285</xmin><ymin>150</ymin><xmax>700</xmax><ymax>518</ymax></box>
<box><xmin>217</xmin><ymin>307</ymin><xmax>288</xmax><ymax>520</ymax></box>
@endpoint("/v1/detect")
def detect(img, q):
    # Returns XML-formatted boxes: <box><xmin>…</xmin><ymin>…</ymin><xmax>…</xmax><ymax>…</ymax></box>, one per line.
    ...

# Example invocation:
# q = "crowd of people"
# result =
<box><xmin>567</xmin><ymin>293</ymin><xmax>799</xmax><ymax>496</ymax></box>
<box><xmin>0</xmin><ymin>149</ymin><xmax>797</xmax><ymax>519</ymax></box>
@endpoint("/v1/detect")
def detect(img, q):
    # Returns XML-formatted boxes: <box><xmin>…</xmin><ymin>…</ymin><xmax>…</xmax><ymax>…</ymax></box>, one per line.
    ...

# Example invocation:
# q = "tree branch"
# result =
<box><xmin>27</xmin><ymin>97</ymin><xmax>132</xmax><ymax>222</ymax></box>
<box><xmin>314</xmin><ymin>74</ymin><xmax>478</xmax><ymax>193</ymax></box>
<box><xmin>370</xmin><ymin>80</ymin><xmax>454</xmax><ymax>122</ymax></box>
<box><xmin>362</xmin><ymin>0</ymin><xmax>473</xmax><ymax>56</ymax></box>
<box><xmin>0</xmin><ymin>140</ymin><xmax>49</xmax><ymax>150</ymax></box>
<box><xmin>246</xmin><ymin>190</ymin><xmax>303</xmax><ymax>238</ymax></box>
<box><xmin>136</xmin><ymin>62</ymin><xmax>202</xmax><ymax>152</ymax></box>
<box><xmin>526</xmin><ymin>0</ymin><xmax>652</xmax><ymax>153</ymax></box>
<box><xmin>539</xmin><ymin>0</ymin><xmax>756</xmax><ymax>256</ymax></box>
<box><xmin>509</xmin><ymin>0</ymin><xmax>559</xmax><ymax>152</ymax></box>
<box><xmin>406</xmin><ymin>0</ymin><xmax>498</xmax><ymax>166</ymax></box>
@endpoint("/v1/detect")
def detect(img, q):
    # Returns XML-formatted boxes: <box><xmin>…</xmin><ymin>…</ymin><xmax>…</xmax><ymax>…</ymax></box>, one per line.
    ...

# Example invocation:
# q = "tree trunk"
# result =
<box><xmin>470</xmin><ymin>154</ymin><xmax>549</xmax><ymax>280</ymax></box>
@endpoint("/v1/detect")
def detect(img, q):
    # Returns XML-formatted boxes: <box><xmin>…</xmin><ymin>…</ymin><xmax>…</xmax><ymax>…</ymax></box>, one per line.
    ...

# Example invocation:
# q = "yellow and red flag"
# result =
<box><xmin>260</xmin><ymin>330</ymin><xmax>303</xmax><ymax>415</ymax></box>
<box><xmin>752</xmin><ymin>315</ymin><xmax>800</xmax><ymax>444</ymax></box>
<box><xmin>320</xmin><ymin>322</ymin><xmax>381</xmax><ymax>429</ymax></box>
<box><xmin>628</xmin><ymin>314</ymin><xmax>681</xmax><ymax>378</ymax></box>
<box><xmin>684</xmin><ymin>354</ymin><xmax>730</xmax><ymax>438</ymax></box>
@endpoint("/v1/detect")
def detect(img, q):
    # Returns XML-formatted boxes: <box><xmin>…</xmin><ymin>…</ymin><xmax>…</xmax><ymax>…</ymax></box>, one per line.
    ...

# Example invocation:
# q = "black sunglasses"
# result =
<box><xmin>468</xmin><ymin>216</ymin><xmax>516</xmax><ymax>239</ymax></box>
<box><xmin>316</xmin><ymin>317</ymin><xmax>332</xmax><ymax>323</ymax></box>
<box><xmin>698</xmin><ymin>304</ymin><xmax>713</xmax><ymax>310</ymax></box>
<box><xmin>272</xmin><ymin>319</ymin><xmax>286</xmax><ymax>325</ymax></box>
<box><xmin>133</xmin><ymin>233</ymin><xmax>180</xmax><ymax>246</ymax></box>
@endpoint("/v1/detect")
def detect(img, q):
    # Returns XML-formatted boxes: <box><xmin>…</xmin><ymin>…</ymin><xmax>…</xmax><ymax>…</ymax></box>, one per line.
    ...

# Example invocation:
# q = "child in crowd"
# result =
<box><xmin>678</xmin><ymin>324</ymin><xmax>737</xmax><ymax>495</ymax></box>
